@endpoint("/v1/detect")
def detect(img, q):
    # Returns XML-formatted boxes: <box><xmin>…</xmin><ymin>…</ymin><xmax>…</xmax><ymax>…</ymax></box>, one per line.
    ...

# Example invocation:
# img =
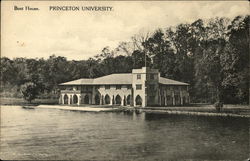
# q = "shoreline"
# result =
<box><xmin>1</xmin><ymin>98</ymin><xmax>249</xmax><ymax>118</ymax></box>
<box><xmin>143</xmin><ymin>109</ymin><xmax>250</xmax><ymax>118</ymax></box>
<box><xmin>2</xmin><ymin>104</ymin><xmax>249</xmax><ymax>118</ymax></box>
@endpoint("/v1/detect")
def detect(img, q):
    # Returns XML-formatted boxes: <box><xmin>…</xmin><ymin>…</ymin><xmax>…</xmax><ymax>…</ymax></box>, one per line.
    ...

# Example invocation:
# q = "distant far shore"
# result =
<box><xmin>1</xmin><ymin>97</ymin><xmax>249</xmax><ymax>117</ymax></box>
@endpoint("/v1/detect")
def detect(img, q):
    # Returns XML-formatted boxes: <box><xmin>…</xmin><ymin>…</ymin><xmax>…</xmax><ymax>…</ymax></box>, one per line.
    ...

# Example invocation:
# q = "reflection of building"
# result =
<box><xmin>59</xmin><ymin>67</ymin><xmax>190</xmax><ymax>107</ymax></box>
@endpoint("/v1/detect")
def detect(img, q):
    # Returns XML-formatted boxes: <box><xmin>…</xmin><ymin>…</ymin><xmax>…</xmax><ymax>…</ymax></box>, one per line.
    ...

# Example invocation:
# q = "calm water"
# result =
<box><xmin>1</xmin><ymin>106</ymin><xmax>249</xmax><ymax>160</ymax></box>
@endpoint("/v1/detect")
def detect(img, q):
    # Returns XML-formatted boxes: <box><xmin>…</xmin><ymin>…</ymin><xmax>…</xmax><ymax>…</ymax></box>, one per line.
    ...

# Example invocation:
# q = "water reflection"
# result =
<box><xmin>1</xmin><ymin>106</ymin><xmax>249</xmax><ymax>160</ymax></box>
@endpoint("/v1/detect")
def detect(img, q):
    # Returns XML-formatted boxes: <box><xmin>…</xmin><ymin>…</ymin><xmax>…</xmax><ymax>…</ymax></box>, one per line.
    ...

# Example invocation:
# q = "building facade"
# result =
<box><xmin>59</xmin><ymin>67</ymin><xmax>190</xmax><ymax>107</ymax></box>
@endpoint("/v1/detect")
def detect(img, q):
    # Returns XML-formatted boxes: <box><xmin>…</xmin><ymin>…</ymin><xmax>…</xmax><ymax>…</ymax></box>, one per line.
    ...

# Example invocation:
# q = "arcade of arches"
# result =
<box><xmin>60</xmin><ymin>88</ymin><xmax>189</xmax><ymax>106</ymax></box>
<box><xmin>60</xmin><ymin>92</ymin><xmax>189</xmax><ymax>106</ymax></box>
<box><xmin>60</xmin><ymin>93</ymin><xmax>134</xmax><ymax>106</ymax></box>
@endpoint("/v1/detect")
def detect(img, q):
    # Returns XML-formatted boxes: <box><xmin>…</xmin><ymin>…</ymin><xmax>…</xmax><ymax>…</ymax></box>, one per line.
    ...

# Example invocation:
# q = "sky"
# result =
<box><xmin>1</xmin><ymin>1</ymin><xmax>249</xmax><ymax>60</ymax></box>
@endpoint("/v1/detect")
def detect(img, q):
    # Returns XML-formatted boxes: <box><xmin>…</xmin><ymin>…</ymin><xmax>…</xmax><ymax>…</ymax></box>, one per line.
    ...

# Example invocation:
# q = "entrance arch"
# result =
<box><xmin>126</xmin><ymin>95</ymin><xmax>131</xmax><ymax>106</ymax></box>
<box><xmin>135</xmin><ymin>95</ymin><xmax>142</xmax><ymax>106</ymax></box>
<box><xmin>73</xmin><ymin>94</ymin><xmax>78</xmax><ymax>104</ymax></box>
<box><xmin>167</xmin><ymin>96</ymin><xmax>173</xmax><ymax>105</ymax></box>
<box><xmin>115</xmin><ymin>95</ymin><xmax>121</xmax><ymax>105</ymax></box>
<box><xmin>161</xmin><ymin>95</ymin><xmax>165</xmax><ymax>106</ymax></box>
<box><xmin>95</xmin><ymin>94</ymin><xmax>100</xmax><ymax>105</ymax></box>
<box><xmin>84</xmin><ymin>95</ymin><xmax>89</xmax><ymax>104</ymax></box>
<box><xmin>64</xmin><ymin>95</ymin><xmax>69</xmax><ymax>104</ymax></box>
<box><xmin>175</xmin><ymin>95</ymin><xmax>181</xmax><ymax>105</ymax></box>
<box><xmin>104</xmin><ymin>94</ymin><xmax>110</xmax><ymax>104</ymax></box>
<box><xmin>183</xmin><ymin>96</ymin><xmax>186</xmax><ymax>105</ymax></box>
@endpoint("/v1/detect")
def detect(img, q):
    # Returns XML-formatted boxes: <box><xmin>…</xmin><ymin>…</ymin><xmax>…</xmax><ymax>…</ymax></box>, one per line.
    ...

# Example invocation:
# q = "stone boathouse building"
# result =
<box><xmin>59</xmin><ymin>67</ymin><xmax>190</xmax><ymax>107</ymax></box>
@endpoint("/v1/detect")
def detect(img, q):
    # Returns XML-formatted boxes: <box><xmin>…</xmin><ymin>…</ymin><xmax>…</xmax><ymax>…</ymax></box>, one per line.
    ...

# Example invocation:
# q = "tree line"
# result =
<box><xmin>1</xmin><ymin>15</ymin><xmax>249</xmax><ymax>104</ymax></box>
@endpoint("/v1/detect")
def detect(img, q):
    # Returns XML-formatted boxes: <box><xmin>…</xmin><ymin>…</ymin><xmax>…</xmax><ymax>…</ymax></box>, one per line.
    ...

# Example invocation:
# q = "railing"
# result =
<box><xmin>61</xmin><ymin>90</ymin><xmax>81</xmax><ymax>94</ymax></box>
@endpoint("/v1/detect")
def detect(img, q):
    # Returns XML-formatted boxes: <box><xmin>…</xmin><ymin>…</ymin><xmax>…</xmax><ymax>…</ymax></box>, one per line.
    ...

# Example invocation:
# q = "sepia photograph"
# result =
<box><xmin>1</xmin><ymin>0</ymin><xmax>249</xmax><ymax>160</ymax></box>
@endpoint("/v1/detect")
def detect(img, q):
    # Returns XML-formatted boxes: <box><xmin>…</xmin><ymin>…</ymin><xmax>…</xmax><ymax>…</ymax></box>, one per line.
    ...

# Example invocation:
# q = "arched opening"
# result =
<box><xmin>73</xmin><ymin>94</ymin><xmax>78</xmax><ymax>104</ymax></box>
<box><xmin>64</xmin><ymin>95</ymin><xmax>69</xmax><ymax>104</ymax></box>
<box><xmin>104</xmin><ymin>94</ymin><xmax>110</xmax><ymax>104</ymax></box>
<box><xmin>123</xmin><ymin>96</ymin><xmax>126</xmax><ymax>106</ymax></box>
<box><xmin>135</xmin><ymin>95</ymin><xmax>142</xmax><ymax>106</ymax></box>
<box><xmin>115</xmin><ymin>95</ymin><xmax>121</xmax><ymax>105</ymax></box>
<box><xmin>175</xmin><ymin>95</ymin><xmax>180</xmax><ymax>105</ymax></box>
<box><xmin>95</xmin><ymin>94</ymin><xmax>100</xmax><ymax>105</ymax></box>
<box><xmin>126</xmin><ymin>95</ymin><xmax>131</xmax><ymax>106</ymax></box>
<box><xmin>161</xmin><ymin>95</ymin><xmax>165</xmax><ymax>106</ymax></box>
<box><xmin>167</xmin><ymin>96</ymin><xmax>173</xmax><ymax>106</ymax></box>
<box><xmin>183</xmin><ymin>97</ymin><xmax>186</xmax><ymax>105</ymax></box>
<box><xmin>84</xmin><ymin>95</ymin><xmax>89</xmax><ymax>104</ymax></box>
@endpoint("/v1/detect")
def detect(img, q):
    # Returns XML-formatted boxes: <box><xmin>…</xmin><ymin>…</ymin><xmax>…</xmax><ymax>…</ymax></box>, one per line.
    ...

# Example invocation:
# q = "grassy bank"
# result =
<box><xmin>143</xmin><ymin>104</ymin><xmax>250</xmax><ymax>116</ymax></box>
<box><xmin>0</xmin><ymin>97</ymin><xmax>58</xmax><ymax>106</ymax></box>
<box><xmin>141</xmin><ymin>105</ymin><xmax>249</xmax><ymax>117</ymax></box>
<box><xmin>144</xmin><ymin>104</ymin><xmax>249</xmax><ymax>113</ymax></box>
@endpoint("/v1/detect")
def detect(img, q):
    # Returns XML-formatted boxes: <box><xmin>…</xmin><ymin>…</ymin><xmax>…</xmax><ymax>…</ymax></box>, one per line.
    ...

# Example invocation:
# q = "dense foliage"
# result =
<box><xmin>1</xmin><ymin>15</ymin><xmax>249</xmax><ymax>104</ymax></box>
<box><xmin>20</xmin><ymin>82</ymin><xmax>39</xmax><ymax>103</ymax></box>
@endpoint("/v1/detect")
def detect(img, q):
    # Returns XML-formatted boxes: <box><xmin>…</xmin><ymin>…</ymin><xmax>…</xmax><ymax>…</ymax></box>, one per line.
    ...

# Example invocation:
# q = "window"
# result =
<box><xmin>136</xmin><ymin>84</ymin><xmax>142</xmax><ymax>90</ymax></box>
<box><xmin>105</xmin><ymin>85</ymin><xmax>110</xmax><ymax>89</ymax></box>
<box><xmin>137</xmin><ymin>74</ymin><xmax>141</xmax><ymax>80</ymax></box>
<box><xmin>150</xmin><ymin>74</ymin><xmax>154</xmax><ymax>80</ymax></box>
<box><xmin>127</xmin><ymin>85</ymin><xmax>132</xmax><ymax>89</ymax></box>
<box><xmin>116</xmin><ymin>85</ymin><xmax>121</xmax><ymax>90</ymax></box>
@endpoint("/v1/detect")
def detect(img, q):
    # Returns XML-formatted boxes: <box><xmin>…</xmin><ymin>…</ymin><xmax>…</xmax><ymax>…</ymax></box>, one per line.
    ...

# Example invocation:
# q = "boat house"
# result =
<box><xmin>59</xmin><ymin>67</ymin><xmax>190</xmax><ymax>107</ymax></box>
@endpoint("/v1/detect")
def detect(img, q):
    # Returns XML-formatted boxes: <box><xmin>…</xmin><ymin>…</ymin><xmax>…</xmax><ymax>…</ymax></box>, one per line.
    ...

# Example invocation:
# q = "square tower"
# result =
<box><xmin>132</xmin><ymin>67</ymin><xmax>160</xmax><ymax>107</ymax></box>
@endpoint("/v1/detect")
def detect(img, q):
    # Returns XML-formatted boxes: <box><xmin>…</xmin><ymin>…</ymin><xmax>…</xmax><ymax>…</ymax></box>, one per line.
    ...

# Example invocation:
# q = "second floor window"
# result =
<box><xmin>137</xmin><ymin>74</ymin><xmax>141</xmax><ymax>80</ymax></box>
<box><xmin>136</xmin><ymin>84</ymin><xmax>142</xmax><ymax>90</ymax></box>
<box><xmin>105</xmin><ymin>85</ymin><xmax>110</xmax><ymax>89</ymax></box>
<box><xmin>116</xmin><ymin>85</ymin><xmax>121</xmax><ymax>90</ymax></box>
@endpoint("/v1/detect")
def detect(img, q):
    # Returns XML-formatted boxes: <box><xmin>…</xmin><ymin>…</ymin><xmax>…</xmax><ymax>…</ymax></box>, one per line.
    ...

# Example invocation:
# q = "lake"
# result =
<box><xmin>1</xmin><ymin>105</ymin><xmax>249</xmax><ymax>160</ymax></box>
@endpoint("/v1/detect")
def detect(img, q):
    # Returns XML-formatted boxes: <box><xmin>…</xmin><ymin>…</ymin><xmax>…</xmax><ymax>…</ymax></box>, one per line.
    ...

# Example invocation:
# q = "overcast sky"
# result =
<box><xmin>2</xmin><ymin>1</ymin><xmax>249</xmax><ymax>60</ymax></box>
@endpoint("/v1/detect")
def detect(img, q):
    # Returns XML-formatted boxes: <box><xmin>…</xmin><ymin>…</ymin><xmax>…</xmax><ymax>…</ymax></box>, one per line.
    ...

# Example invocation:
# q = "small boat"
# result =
<box><xmin>22</xmin><ymin>106</ymin><xmax>35</xmax><ymax>109</ymax></box>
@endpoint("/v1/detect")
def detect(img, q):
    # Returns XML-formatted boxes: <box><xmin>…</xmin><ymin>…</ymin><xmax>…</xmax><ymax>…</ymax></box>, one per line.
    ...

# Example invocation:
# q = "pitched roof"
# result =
<box><xmin>60</xmin><ymin>78</ymin><xmax>94</xmax><ymax>85</ymax></box>
<box><xmin>159</xmin><ymin>77</ymin><xmax>189</xmax><ymax>85</ymax></box>
<box><xmin>60</xmin><ymin>73</ymin><xmax>189</xmax><ymax>86</ymax></box>
<box><xmin>94</xmin><ymin>73</ymin><xmax>132</xmax><ymax>84</ymax></box>
<box><xmin>60</xmin><ymin>73</ymin><xmax>132</xmax><ymax>85</ymax></box>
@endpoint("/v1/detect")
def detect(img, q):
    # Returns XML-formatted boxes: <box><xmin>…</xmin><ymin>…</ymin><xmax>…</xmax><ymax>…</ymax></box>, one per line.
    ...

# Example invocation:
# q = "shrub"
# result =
<box><xmin>20</xmin><ymin>82</ymin><xmax>39</xmax><ymax>103</ymax></box>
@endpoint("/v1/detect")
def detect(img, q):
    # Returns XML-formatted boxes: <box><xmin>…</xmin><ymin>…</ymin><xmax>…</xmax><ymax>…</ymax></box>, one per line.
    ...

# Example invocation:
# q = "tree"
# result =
<box><xmin>143</xmin><ymin>30</ymin><xmax>176</xmax><ymax>79</ymax></box>
<box><xmin>221</xmin><ymin>15</ymin><xmax>249</xmax><ymax>104</ymax></box>
<box><xmin>131</xmin><ymin>50</ymin><xmax>151</xmax><ymax>69</ymax></box>
<box><xmin>20</xmin><ymin>82</ymin><xmax>39</xmax><ymax>103</ymax></box>
<box><xmin>195</xmin><ymin>39</ymin><xmax>226</xmax><ymax>103</ymax></box>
